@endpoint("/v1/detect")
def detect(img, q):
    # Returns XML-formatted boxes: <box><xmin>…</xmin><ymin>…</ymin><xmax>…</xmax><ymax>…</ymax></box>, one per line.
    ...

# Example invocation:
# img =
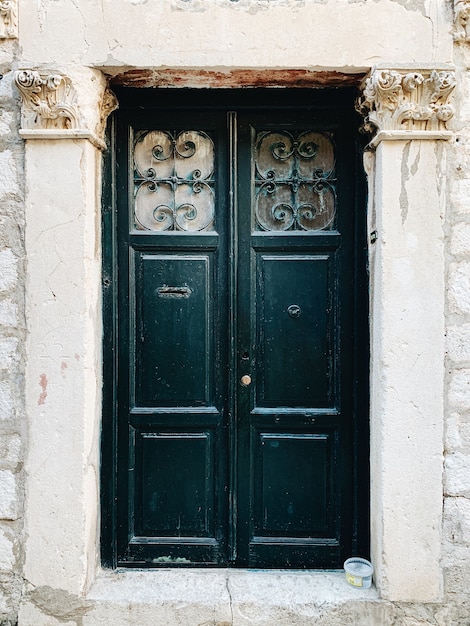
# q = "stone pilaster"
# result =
<box><xmin>357</xmin><ymin>65</ymin><xmax>451</xmax><ymax>602</ymax></box>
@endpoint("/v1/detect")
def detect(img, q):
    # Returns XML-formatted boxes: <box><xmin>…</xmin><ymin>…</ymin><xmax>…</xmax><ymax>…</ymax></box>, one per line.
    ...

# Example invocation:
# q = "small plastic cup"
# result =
<box><xmin>343</xmin><ymin>557</ymin><xmax>374</xmax><ymax>588</ymax></box>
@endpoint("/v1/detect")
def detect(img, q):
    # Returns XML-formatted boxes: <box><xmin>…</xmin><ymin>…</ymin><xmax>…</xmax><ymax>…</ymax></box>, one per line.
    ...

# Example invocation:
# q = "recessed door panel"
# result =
<box><xmin>132</xmin><ymin>251</ymin><xmax>213</xmax><ymax>407</ymax></box>
<box><xmin>254</xmin><ymin>432</ymin><xmax>333</xmax><ymax>536</ymax></box>
<box><xmin>136</xmin><ymin>430</ymin><xmax>214</xmax><ymax>537</ymax></box>
<box><xmin>257</xmin><ymin>254</ymin><xmax>335</xmax><ymax>408</ymax></box>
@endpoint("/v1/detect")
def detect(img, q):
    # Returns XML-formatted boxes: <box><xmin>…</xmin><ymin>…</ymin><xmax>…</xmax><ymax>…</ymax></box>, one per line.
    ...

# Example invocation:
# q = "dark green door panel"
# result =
<box><xmin>254</xmin><ymin>432</ymin><xmax>332</xmax><ymax>535</ymax></box>
<box><xmin>101</xmin><ymin>89</ymin><xmax>369</xmax><ymax>569</ymax></box>
<box><xmin>137</xmin><ymin>431</ymin><xmax>215</xmax><ymax>537</ymax></box>
<box><xmin>257</xmin><ymin>254</ymin><xmax>335</xmax><ymax>407</ymax></box>
<box><xmin>133</xmin><ymin>251</ymin><xmax>214</xmax><ymax>406</ymax></box>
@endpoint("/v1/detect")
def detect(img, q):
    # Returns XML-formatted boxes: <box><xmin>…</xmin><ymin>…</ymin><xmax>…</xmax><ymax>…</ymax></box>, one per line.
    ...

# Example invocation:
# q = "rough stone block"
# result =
<box><xmin>0</xmin><ymin>381</ymin><xmax>14</xmax><ymax>421</ymax></box>
<box><xmin>0</xmin><ymin>151</ymin><xmax>17</xmax><ymax>197</ymax></box>
<box><xmin>447</xmin><ymin>324</ymin><xmax>470</xmax><ymax>362</ymax></box>
<box><xmin>0</xmin><ymin>434</ymin><xmax>21</xmax><ymax>467</ymax></box>
<box><xmin>445</xmin><ymin>452</ymin><xmax>470</xmax><ymax>498</ymax></box>
<box><xmin>446</xmin><ymin>413</ymin><xmax>462</xmax><ymax>452</ymax></box>
<box><xmin>0</xmin><ymin>471</ymin><xmax>17</xmax><ymax>520</ymax></box>
<box><xmin>0</xmin><ymin>338</ymin><xmax>19</xmax><ymax>372</ymax></box>
<box><xmin>448</xmin><ymin>369</ymin><xmax>470</xmax><ymax>411</ymax></box>
<box><xmin>0</xmin><ymin>301</ymin><xmax>18</xmax><ymax>327</ymax></box>
<box><xmin>0</xmin><ymin>588</ymin><xmax>9</xmax><ymax>613</ymax></box>
<box><xmin>446</xmin><ymin>412</ymin><xmax>470</xmax><ymax>453</ymax></box>
<box><xmin>451</xmin><ymin>223</ymin><xmax>470</xmax><ymax>256</ymax></box>
<box><xmin>0</xmin><ymin>528</ymin><xmax>14</xmax><ymax>570</ymax></box>
<box><xmin>444</xmin><ymin>497</ymin><xmax>470</xmax><ymax>545</ymax></box>
<box><xmin>449</xmin><ymin>263</ymin><xmax>470</xmax><ymax>314</ymax></box>
<box><xmin>0</xmin><ymin>110</ymin><xmax>13</xmax><ymax>137</ymax></box>
<box><xmin>451</xmin><ymin>178</ymin><xmax>470</xmax><ymax>214</ymax></box>
<box><xmin>0</xmin><ymin>250</ymin><xmax>17</xmax><ymax>293</ymax></box>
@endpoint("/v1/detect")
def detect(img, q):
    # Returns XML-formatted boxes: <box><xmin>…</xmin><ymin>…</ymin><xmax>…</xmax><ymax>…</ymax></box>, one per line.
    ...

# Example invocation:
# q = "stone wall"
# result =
<box><xmin>443</xmin><ymin>45</ymin><xmax>470</xmax><ymax>615</ymax></box>
<box><xmin>0</xmin><ymin>50</ymin><xmax>25</xmax><ymax>626</ymax></box>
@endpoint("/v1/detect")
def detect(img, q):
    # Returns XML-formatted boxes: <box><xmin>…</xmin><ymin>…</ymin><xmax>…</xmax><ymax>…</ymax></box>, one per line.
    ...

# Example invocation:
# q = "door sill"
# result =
<box><xmin>83</xmin><ymin>568</ymin><xmax>378</xmax><ymax>625</ymax></box>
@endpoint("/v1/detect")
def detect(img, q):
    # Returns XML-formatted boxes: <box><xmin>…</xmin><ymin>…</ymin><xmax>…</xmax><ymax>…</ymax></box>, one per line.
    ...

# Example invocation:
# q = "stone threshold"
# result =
<box><xmin>83</xmin><ymin>569</ymin><xmax>380</xmax><ymax>625</ymax></box>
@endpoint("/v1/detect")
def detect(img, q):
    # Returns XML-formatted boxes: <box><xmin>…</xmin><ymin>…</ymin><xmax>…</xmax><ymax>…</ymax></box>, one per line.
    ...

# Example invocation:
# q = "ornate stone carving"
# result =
<box><xmin>357</xmin><ymin>68</ymin><xmax>456</xmax><ymax>136</ymax></box>
<box><xmin>454</xmin><ymin>1</ymin><xmax>470</xmax><ymax>41</ymax></box>
<box><xmin>14</xmin><ymin>70</ymin><xmax>83</xmax><ymax>130</ymax></box>
<box><xmin>98</xmin><ymin>88</ymin><xmax>119</xmax><ymax>137</ymax></box>
<box><xmin>0</xmin><ymin>0</ymin><xmax>17</xmax><ymax>38</ymax></box>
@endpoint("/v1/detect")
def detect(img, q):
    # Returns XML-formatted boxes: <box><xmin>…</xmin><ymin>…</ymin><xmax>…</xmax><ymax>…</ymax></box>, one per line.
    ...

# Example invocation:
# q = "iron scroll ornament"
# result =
<box><xmin>133</xmin><ymin>130</ymin><xmax>216</xmax><ymax>232</ymax></box>
<box><xmin>254</xmin><ymin>131</ymin><xmax>337</xmax><ymax>231</ymax></box>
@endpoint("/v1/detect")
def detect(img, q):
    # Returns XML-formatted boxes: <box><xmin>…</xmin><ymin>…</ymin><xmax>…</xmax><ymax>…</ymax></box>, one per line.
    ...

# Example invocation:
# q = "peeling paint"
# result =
<box><xmin>400</xmin><ymin>141</ymin><xmax>411</xmax><ymax>225</ymax></box>
<box><xmin>27</xmin><ymin>586</ymin><xmax>94</xmax><ymax>625</ymax></box>
<box><xmin>410</xmin><ymin>145</ymin><xmax>420</xmax><ymax>177</ymax></box>
<box><xmin>389</xmin><ymin>0</ymin><xmax>426</xmax><ymax>14</ymax></box>
<box><xmin>110</xmin><ymin>68</ymin><xmax>365</xmax><ymax>89</ymax></box>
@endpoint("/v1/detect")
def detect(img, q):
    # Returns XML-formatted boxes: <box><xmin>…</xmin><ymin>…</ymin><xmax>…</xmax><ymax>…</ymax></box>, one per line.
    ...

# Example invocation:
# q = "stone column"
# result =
<box><xmin>15</xmin><ymin>69</ymin><xmax>116</xmax><ymax>603</ymax></box>
<box><xmin>358</xmin><ymin>66</ymin><xmax>455</xmax><ymax>602</ymax></box>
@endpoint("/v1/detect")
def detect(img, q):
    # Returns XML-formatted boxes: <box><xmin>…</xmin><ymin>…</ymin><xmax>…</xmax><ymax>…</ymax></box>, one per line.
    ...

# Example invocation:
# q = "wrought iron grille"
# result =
<box><xmin>254</xmin><ymin>131</ymin><xmax>336</xmax><ymax>231</ymax></box>
<box><xmin>133</xmin><ymin>130</ymin><xmax>216</xmax><ymax>232</ymax></box>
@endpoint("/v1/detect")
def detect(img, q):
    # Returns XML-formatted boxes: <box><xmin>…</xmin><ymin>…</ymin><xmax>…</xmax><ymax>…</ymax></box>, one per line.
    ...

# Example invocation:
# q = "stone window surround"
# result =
<box><xmin>15</xmin><ymin>64</ymin><xmax>454</xmax><ymax>612</ymax></box>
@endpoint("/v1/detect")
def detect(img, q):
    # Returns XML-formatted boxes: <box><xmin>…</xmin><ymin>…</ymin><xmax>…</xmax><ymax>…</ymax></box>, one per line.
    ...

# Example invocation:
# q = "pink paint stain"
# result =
<box><xmin>61</xmin><ymin>361</ymin><xmax>68</xmax><ymax>377</ymax></box>
<box><xmin>38</xmin><ymin>374</ymin><xmax>48</xmax><ymax>405</ymax></box>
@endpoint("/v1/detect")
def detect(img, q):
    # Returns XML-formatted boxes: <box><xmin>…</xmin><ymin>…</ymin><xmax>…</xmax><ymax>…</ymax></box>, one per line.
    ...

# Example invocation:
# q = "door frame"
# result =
<box><xmin>100</xmin><ymin>87</ymin><xmax>370</xmax><ymax>569</ymax></box>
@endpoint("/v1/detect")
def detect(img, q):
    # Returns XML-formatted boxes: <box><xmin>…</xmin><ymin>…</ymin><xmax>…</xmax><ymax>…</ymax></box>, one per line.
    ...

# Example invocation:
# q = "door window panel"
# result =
<box><xmin>134</xmin><ymin>130</ymin><xmax>216</xmax><ymax>232</ymax></box>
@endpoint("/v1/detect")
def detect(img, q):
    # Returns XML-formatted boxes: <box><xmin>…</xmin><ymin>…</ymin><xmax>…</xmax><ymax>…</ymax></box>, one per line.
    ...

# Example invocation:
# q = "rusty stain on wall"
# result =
<box><xmin>38</xmin><ymin>373</ymin><xmax>48</xmax><ymax>405</ymax></box>
<box><xmin>109</xmin><ymin>68</ymin><xmax>366</xmax><ymax>89</ymax></box>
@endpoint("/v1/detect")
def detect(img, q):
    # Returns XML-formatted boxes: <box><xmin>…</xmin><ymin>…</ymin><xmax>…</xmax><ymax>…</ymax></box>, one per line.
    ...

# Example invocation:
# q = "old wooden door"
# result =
<box><xmin>101</xmin><ymin>89</ymin><xmax>368</xmax><ymax>569</ymax></box>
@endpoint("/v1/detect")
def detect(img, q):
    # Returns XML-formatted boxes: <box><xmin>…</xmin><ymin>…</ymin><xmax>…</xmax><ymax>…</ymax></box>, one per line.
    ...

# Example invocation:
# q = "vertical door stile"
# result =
<box><xmin>228</xmin><ymin>111</ymin><xmax>238</xmax><ymax>562</ymax></box>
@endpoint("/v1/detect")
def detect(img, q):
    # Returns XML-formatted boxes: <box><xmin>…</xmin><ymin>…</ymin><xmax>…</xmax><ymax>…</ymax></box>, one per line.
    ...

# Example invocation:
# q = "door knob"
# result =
<box><xmin>240</xmin><ymin>374</ymin><xmax>252</xmax><ymax>387</ymax></box>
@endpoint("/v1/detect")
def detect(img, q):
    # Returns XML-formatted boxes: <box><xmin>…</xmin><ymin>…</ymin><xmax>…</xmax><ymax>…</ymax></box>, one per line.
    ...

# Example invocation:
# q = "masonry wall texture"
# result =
<box><xmin>1</xmin><ymin>0</ymin><xmax>470</xmax><ymax>624</ymax></box>
<box><xmin>0</xmin><ymin>51</ymin><xmax>25</xmax><ymax>625</ymax></box>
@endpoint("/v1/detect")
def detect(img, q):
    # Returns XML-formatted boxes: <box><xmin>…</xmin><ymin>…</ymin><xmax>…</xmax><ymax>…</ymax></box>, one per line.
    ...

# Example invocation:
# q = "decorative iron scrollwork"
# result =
<box><xmin>134</xmin><ymin>130</ymin><xmax>215</xmax><ymax>232</ymax></box>
<box><xmin>254</xmin><ymin>131</ymin><xmax>336</xmax><ymax>231</ymax></box>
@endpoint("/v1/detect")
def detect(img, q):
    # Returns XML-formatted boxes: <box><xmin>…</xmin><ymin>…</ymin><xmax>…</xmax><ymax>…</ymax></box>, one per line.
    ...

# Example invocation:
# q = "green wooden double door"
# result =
<box><xmin>103</xmin><ymin>89</ymin><xmax>368</xmax><ymax>568</ymax></box>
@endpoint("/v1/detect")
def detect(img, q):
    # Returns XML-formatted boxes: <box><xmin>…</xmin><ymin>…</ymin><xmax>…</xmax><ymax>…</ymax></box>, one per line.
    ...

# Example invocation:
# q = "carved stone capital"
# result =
<box><xmin>15</xmin><ymin>70</ymin><xmax>83</xmax><ymax>131</ymax></box>
<box><xmin>454</xmin><ymin>1</ymin><xmax>470</xmax><ymax>42</ymax></box>
<box><xmin>356</xmin><ymin>67</ymin><xmax>456</xmax><ymax>142</ymax></box>
<box><xmin>15</xmin><ymin>69</ymin><xmax>117</xmax><ymax>149</ymax></box>
<box><xmin>0</xmin><ymin>0</ymin><xmax>17</xmax><ymax>39</ymax></box>
<box><xmin>98</xmin><ymin>88</ymin><xmax>119</xmax><ymax>137</ymax></box>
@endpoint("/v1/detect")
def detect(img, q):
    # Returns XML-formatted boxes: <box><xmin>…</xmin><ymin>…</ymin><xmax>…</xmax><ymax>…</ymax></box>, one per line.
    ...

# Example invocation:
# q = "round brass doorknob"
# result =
<box><xmin>240</xmin><ymin>374</ymin><xmax>252</xmax><ymax>387</ymax></box>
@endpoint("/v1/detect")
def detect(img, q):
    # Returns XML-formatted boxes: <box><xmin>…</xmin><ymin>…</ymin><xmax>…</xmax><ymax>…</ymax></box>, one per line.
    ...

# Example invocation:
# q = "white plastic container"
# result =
<box><xmin>343</xmin><ymin>557</ymin><xmax>374</xmax><ymax>588</ymax></box>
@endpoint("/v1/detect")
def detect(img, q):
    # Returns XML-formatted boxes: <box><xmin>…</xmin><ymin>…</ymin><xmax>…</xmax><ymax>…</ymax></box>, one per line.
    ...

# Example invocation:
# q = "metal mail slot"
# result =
<box><xmin>156</xmin><ymin>285</ymin><xmax>192</xmax><ymax>299</ymax></box>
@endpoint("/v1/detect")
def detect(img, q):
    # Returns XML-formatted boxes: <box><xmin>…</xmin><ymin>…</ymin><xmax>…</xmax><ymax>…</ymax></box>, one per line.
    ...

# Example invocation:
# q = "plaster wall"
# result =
<box><xmin>1</xmin><ymin>0</ymin><xmax>470</xmax><ymax>624</ymax></box>
<box><xmin>18</xmin><ymin>0</ymin><xmax>452</xmax><ymax>73</ymax></box>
